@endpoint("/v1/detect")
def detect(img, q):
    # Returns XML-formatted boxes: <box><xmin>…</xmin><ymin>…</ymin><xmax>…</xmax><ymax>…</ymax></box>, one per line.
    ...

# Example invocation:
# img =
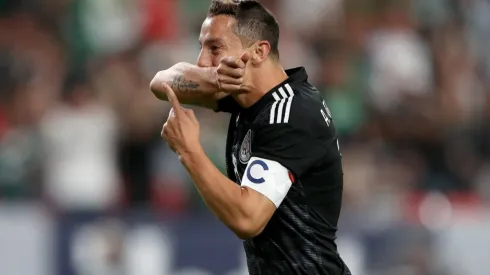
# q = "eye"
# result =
<box><xmin>210</xmin><ymin>45</ymin><xmax>221</xmax><ymax>55</ymax></box>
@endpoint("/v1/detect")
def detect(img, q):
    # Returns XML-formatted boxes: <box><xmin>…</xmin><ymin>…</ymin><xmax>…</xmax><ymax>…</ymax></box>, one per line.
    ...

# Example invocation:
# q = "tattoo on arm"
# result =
<box><xmin>168</xmin><ymin>75</ymin><xmax>200</xmax><ymax>93</ymax></box>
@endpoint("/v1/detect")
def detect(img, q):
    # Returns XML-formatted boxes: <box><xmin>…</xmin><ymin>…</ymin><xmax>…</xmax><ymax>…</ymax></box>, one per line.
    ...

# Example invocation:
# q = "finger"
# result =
<box><xmin>217</xmin><ymin>66</ymin><xmax>243</xmax><ymax>78</ymax></box>
<box><xmin>220</xmin><ymin>56</ymin><xmax>245</xmax><ymax>69</ymax></box>
<box><xmin>162</xmin><ymin>83</ymin><xmax>182</xmax><ymax>116</ymax></box>
<box><xmin>183</xmin><ymin>108</ymin><xmax>196</xmax><ymax>120</ymax></box>
<box><xmin>218</xmin><ymin>83</ymin><xmax>241</xmax><ymax>93</ymax></box>
<box><xmin>240</xmin><ymin>51</ymin><xmax>250</xmax><ymax>64</ymax></box>
<box><xmin>161</xmin><ymin>123</ymin><xmax>168</xmax><ymax>138</ymax></box>
<box><xmin>185</xmin><ymin>108</ymin><xmax>196</xmax><ymax>118</ymax></box>
<box><xmin>188</xmin><ymin>109</ymin><xmax>199</xmax><ymax>124</ymax></box>
<box><xmin>218</xmin><ymin>75</ymin><xmax>243</xmax><ymax>85</ymax></box>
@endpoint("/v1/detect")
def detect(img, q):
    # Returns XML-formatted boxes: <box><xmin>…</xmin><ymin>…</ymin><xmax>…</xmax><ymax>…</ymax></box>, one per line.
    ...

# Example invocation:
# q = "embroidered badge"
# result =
<box><xmin>239</xmin><ymin>129</ymin><xmax>252</xmax><ymax>164</ymax></box>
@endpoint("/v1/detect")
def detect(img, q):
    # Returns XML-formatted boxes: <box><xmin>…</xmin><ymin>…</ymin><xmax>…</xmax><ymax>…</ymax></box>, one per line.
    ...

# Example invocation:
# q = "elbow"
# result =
<box><xmin>232</xmin><ymin>218</ymin><xmax>265</xmax><ymax>240</ymax></box>
<box><xmin>150</xmin><ymin>71</ymin><xmax>168</xmax><ymax>101</ymax></box>
<box><xmin>150</xmin><ymin>62</ymin><xmax>188</xmax><ymax>100</ymax></box>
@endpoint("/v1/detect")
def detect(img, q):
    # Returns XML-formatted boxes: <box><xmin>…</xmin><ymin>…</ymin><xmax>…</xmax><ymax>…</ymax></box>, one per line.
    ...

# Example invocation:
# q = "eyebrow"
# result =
<box><xmin>200</xmin><ymin>37</ymin><xmax>225</xmax><ymax>46</ymax></box>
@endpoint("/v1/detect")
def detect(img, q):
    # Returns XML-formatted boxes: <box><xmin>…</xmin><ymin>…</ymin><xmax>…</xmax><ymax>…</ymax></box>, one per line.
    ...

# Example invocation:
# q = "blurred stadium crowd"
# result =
<box><xmin>1</xmin><ymin>0</ymin><xmax>490</xmax><ymax>275</ymax></box>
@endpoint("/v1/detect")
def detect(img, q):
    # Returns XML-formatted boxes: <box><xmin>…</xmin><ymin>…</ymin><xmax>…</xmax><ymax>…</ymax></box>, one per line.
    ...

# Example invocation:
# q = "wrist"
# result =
<box><xmin>178</xmin><ymin>143</ymin><xmax>205</xmax><ymax>166</ymax></box>
<box><xmin>197</xmin><ymin>67</ymin><xmax>220</xmax><ymax>95</ymax></box>
<box><xmin>208</xmin><ymin>67</ymin><xmax>220</xmax><ymax>92</ymax></box>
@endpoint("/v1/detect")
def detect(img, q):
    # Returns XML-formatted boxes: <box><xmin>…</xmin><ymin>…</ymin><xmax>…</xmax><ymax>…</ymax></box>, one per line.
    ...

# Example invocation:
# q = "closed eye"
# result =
<box><xmin>210</xmin><ymin>45</ymin><xmax>220</xmax><ymax>54</ymax></box>
<box><xmin>202</xmin><ymin>38</ymin><xmax>225</xmax><ymax>55</ymax></box>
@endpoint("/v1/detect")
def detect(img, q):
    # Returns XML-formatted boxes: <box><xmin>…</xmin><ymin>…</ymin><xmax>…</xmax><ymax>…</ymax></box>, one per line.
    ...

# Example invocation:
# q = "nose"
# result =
<box><xmin>196</xmin><ymin>51</ymin><xmax>212</xmax><ymax>67</ymax></box>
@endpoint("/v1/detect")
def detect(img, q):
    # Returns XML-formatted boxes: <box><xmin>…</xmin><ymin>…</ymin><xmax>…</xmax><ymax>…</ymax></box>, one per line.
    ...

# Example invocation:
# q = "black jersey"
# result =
<box><xmin>216</xmin><ymin>67</ymin><xmax>350</xmax><ymax>275</ymax></box>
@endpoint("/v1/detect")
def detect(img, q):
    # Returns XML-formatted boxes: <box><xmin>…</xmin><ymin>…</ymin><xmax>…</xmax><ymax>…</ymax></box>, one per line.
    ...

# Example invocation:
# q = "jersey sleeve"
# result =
<box><xmin>215</xmin><ymin>95</ymin><xmax>242</xmax><ymax>113</ymax></box>
<box><xmin>253</xmin><ymin>95</ymin><xmax>339</xmax><ymax>177</ymax></box>
<box><xmin>241</xmin><ymin>97</ymin><xmax>340</xmax><ymax>207</ymax></box>
<box><xmin>251</xmin><ymin>122</ymin><xmax>331</xmax><ymax>178</ymax></box>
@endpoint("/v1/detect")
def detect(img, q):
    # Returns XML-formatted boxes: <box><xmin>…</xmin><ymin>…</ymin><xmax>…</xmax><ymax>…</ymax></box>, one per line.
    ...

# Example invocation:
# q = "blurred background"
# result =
<box><xmin>1</xmin><ymin>0</ymin><xmax>490</xmax><ymax>274</ymax></box>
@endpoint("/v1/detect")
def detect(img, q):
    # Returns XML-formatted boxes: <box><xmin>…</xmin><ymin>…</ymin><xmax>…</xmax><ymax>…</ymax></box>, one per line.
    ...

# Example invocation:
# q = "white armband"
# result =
<box><xmin>240</xmin><ymin>156</ymin><xmax>293</xmax><ymax>208</ymax></box>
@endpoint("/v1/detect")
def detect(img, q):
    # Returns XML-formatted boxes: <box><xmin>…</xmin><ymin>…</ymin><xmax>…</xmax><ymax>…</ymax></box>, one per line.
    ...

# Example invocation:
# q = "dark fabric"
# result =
<box><xmin>223</xmin><ymin>68</ymin><xmax>350</xmax><ymax>274</ymax></box>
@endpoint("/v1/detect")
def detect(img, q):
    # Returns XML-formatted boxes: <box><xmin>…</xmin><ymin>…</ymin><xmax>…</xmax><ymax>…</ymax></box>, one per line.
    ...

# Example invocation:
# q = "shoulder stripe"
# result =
<box><xmin>283</xmin><ymin>96</ymin><xmax>294</xmax><ymax>123</ymax></box>
<box><xmin>278</xmin><ymin>87</ymin><xmax>288</xmax><ymax>98</ymax></box>
<box><xmin>270</xmin><ymin>91</ymin><xmax>281</xmax><ymax>124</ymax></box>
<box><xmin>276</xmin><ymin>98</ymin><xmax>287</xmax><ymax>123</ymax></box>
<box><xmin>285</xmin><ymin>83</ymin><xmax>294</xmax><ymax>96</ymax></box>
<box><xmin>283</xmin><ymin>84</ymin><xmax>295</xmax><ymax>123</ymax></box>
<box><xmin>269</xmin><ymin>100</ymin><xmax>279</xmax><ymax>124</ymax></box>
<box><xmin>268</xmin><ymin>84</ymin><xmax>295</xmax><ymax>124</ymax></box>
<box><xmin>272</xmin><ymin>92</ymin><xmax>280</xmax><ymax>101</ymax></box>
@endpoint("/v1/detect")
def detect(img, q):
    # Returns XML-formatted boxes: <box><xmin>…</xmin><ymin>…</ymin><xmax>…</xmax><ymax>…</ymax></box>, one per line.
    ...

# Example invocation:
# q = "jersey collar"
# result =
<box><xmin>242</xmin><ymin>67</ymin><xmax>308</xmax><ymax>120</ymax></box>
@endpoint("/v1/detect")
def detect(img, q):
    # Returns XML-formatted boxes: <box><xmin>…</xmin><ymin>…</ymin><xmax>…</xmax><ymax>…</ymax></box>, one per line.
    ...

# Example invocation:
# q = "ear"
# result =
<box><xmin>251</xmin><ymin>40</ymin><xmax>271</xmax><ymax>65</ymax></box>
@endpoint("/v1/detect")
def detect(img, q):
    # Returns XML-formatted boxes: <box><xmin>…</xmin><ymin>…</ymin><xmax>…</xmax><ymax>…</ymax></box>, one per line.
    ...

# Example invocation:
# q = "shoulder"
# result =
<box><xmin>250</xmin><ymin>82</ymin><xmax>339</xmax><ymax>176</ymax></box>
<box><xmin>257</xmin><ymin>82</ymin><xmax>334</xmax><ymax>139</ymax></box>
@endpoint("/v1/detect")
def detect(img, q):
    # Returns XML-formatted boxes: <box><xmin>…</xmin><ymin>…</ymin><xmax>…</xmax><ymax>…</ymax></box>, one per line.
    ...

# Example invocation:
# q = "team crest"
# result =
<box><xmin>239</xmin><ymin>130</ymin><xmax>252</xmax><ymax>164</ymax></box>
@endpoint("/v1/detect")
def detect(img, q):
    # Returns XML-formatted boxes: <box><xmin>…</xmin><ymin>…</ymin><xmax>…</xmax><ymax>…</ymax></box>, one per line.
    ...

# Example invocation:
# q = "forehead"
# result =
<box><xmin>199</xmin><ymin>15</ymin><xmax>239</xmax><ymax>44</ymax></box>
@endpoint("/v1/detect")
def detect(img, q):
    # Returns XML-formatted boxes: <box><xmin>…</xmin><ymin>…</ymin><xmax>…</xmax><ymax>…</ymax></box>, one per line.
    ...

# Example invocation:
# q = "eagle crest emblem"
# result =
<box><xmin>239</xmin><ymin>130</ymin><xmax>252</xmax><ymax>164</ymax></box>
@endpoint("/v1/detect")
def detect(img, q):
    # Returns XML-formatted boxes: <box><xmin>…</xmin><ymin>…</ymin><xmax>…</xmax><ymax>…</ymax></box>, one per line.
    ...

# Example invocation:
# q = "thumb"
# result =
<box><xmin>240</xmin><ymin>51</ymin><xmax>250</xmax><ymax>65</ymax></box>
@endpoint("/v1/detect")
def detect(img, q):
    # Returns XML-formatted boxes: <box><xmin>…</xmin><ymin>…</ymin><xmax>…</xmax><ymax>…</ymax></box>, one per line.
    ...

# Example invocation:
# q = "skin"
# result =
<box><xmin>149</xmin><ymin>15</ymin><xmax>250</xmax><ymax>110</ymax></box>
<box><xmin>159</xmin><ymin>15</ymin><xmax>289</xmax><ymax>239</ymax></box>
<box><xmin>197</xmin><ymin>15</ymin><xmax>288</xmax><ymax>108</ymax></box>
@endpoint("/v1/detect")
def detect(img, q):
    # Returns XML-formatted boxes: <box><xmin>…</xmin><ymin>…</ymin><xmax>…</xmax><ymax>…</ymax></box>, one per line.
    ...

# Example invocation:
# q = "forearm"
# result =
<box><xmin>150</xmin><ymin>62</ymin><xmax>225</xmax><ymax>109</ymax></box>
<box><xmin>180</xmin><ymin>147</ymin><xmax>257</xmax><ymax>238</ymax></box>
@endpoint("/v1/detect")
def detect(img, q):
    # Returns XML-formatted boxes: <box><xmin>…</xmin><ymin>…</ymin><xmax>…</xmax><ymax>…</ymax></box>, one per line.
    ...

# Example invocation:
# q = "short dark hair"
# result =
<box><xmin>208</xmin><ymin>0</ymin><xmax>280</xmax><ymax>60</ymax></box>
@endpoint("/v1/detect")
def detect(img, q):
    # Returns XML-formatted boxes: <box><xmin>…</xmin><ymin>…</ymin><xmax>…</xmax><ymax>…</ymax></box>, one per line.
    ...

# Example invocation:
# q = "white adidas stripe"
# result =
<box><xmin>283</xmin><ymin>84</ymin><xmax>295</xmax><ymax>123</ymax></box>
<box><xmin>283</xmin><ymin>96</ymin><xmax>294</xmax><ymax>123</ymax></box>
<box><xmin>269</xmin><ymin>84</ymin><xmax>295</xmax><ymax>124</ymax></box>
<box><xmin>276</xmin><ymin>98</ymin><xmax>287</xmax><ymax>123</ymax></box>
<box><xmin>269</xmin><ymin>100</ymin><xmax>279</xmax><ymax>124</ymax></box>
<box><xmin>285</xmin><ymin>83</ymin><xmax>294</xmax><ymax>96</ymax></box>
<box><xmin>278</xmin><ymin>87</ymin><xmax>288</xmax><ymax>98</ymax></box>
<box><xmin>272</xmin><ymin>92</ymin><xmax>280</xmax><ymax>101</ymax></box>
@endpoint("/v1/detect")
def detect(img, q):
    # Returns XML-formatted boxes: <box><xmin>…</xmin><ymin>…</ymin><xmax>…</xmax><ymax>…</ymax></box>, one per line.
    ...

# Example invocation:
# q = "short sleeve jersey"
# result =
<box><xmin>216</xmin><ymin>68</ymin><xmax>350</xmax><ymax>275</ymax></box>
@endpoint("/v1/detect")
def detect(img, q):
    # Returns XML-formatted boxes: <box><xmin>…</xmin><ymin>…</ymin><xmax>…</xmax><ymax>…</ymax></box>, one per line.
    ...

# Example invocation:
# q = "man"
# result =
<box><xmin>150</xmin><ymin>1</ymin><xmax>350</xmax><ymax>274</ymax></box>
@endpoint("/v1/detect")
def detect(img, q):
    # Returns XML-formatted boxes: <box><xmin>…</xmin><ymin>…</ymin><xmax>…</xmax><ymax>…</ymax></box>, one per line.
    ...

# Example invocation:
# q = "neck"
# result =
<box><xmin>234</xmin><ymin>61</ymin><xmax>288</xmax><ymax>108</ymax></box>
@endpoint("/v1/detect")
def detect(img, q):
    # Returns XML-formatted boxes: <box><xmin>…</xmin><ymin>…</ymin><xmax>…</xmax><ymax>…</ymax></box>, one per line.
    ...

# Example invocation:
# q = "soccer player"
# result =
<box><xmin>151</xmin><ymin>1</ymin><xmax>351</xmax><ymax>274</ymax></box>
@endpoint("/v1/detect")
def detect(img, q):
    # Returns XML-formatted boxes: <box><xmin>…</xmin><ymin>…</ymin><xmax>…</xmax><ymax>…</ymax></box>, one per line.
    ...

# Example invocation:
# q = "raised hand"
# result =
<box><xmin>216</xmin><ymin>52</ymin><xmax>250</xmax><ymax>94</ymax></box>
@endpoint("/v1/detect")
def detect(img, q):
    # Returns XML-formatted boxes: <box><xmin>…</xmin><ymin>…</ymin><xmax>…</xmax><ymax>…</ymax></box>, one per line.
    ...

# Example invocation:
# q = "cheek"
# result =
<box><xmin>227</xmin><ymin>41</ymin><xmax>246</xmax><ymax>56</ymax></box>
<box><xmin>212</xmin><ymin>50</ymin><xmax>239</xmax><ymax>66</ymax></box>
